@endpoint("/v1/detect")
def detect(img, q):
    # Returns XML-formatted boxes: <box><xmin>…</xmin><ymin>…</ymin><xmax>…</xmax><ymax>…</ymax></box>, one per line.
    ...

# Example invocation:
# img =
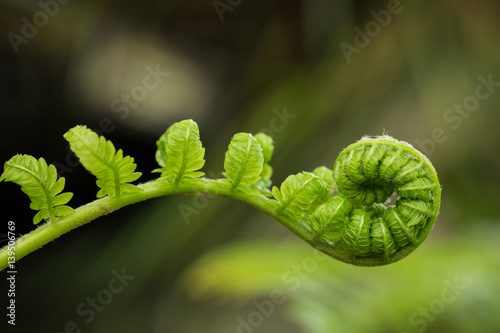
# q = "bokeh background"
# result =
<box><xmin>1</xmin><ymin>0</ymin><xmax>499</xmax><ymax>332</ymax></box>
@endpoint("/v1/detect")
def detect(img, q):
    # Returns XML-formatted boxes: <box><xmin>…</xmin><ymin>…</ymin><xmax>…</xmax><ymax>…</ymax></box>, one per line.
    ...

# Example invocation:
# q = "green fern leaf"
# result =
<box><xmin>63</xmin><ymin>126</ymin><xmax>142</xmax><ymax>198</ymax></box>
<box><xmin>313</xmin><ymin>166</ymin><xmax>334</xmax><ymax>186</ymax></box>
<box><xmin>274</xmin><ymin>171</ymin><xmax>330</xmax><ymax>218</ymax></box>
<box><xmin>338</xmin><ymin>209</ymin><xmax>372</xmax><ymax>256</ymax></box>
<box><xmin>254</xmin><ymin>133</ymin><xmax>274</xmax><ymax>184</ymax></box>
<box><xmin>0</xmin><ymin>155</ymin><xmax>74</xmax><ymax>224</ymax></box>
<box><xmin>370</xmin><ymin>217</ymin><xmax>398</xmax><ymax>257</ymax></box>
<box><xmin>244</xmin><ymin>132</ymin><xmax>275</xmax><ymax>196</ymax></box>
<box><xmin>154</xmin><ymin>119</ymin><xmax>205</xmax><ymax>184</ymax></box>
<box><xmin>254</xmin><ymin>133</ymin><xmax>274</xmax><ymax>164</ymax></box>
<box><xmin>224</xmin><ymin>133</ymin><xmax>264</xmax><ymax>190</ymax></box>
<box><xmin>308</xmin><ymin>195</ymin><xmax>352</xmax><ymax>243</ymax></box>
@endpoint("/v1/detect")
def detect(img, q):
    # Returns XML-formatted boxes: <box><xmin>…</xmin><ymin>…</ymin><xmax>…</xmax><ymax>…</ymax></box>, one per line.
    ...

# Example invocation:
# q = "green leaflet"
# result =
<box><xmin>254</xmin><ymin>133</ymin><xmax>274</xmax><ymax>165</ymax></box>
<box><xmin>154</xmin><ymin>119</ymin><xmax>205</xmax><ymax>184</ymax></box>
<box><xmin>338</xmin><ymin>209</ymin><xmax>371</xmax><ymax>256</ymax></box>
<box><xmin>313</xmin><ymin>166</ymin><xmax>334</xmax><ymax>186</ymax></box>
<box><xmin>224</xmin><ymin>133</ymin><xmax>264</xmax><ymax>190</ymax></box>
<box><xmin>273</xmin><ymin>171</ymin><xmax>330</xmax><ymax>218</ymax></box>
<box><xmin>64</xmin><ymin>126</ymin><xmax>142</xmax><ymax>198</ymax></box>
<box><xmin>308</xmin><ymin>195</ymin><xmax>352</xmax><ymax>243</ymax></box>
<box><xmin>0</xmin><ymin>155</ymin><xmax>74</xmax><ymax>224</ymax></box>
<box><xmin>253</xmin><ymin>133</ymin><xmax>274</xmax><ymax>191</ymax></box>
<box><xmin>370</xmin><ymin>218</ymin><xmax>398</xmax><ymax>257</ymax></box>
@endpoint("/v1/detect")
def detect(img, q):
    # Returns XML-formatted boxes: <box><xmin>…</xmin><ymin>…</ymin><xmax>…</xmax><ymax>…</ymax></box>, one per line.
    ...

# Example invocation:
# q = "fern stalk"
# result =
<box><xmin>0</xmin><ymin>178</ymin><xmax>290</xmax><ymax>271</ymax></box>
<box><xmin>0</xmin><ymin>120</ymin><xmax>441</xmax><ymax>270</ymax></box>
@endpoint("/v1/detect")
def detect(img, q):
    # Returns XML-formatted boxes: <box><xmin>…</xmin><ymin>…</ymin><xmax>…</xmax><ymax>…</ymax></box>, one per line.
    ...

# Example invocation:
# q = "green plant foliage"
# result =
<box><xmin>272</xmin><ymin>171</ymin><xmax>330</xmax><ymax>218</ymax></box>
<box><xmin>254</xmin><ymin>132</ymin><xmax>274</xmax><ymax>185</ymax></box>
<box><xmin>0</xmin><ymin>120</ymin><xmax>441</xmax><ymax>269</ymax></box>
<box><xmin>254</xmin><ymin>132</ymin><xmax>274</xmax><ymax>164</ymax></box>
<box><xmin>223</xmin><ymin>133</ymin><xmax>264</xmax><ymax>190</ymax></box>
<box><xmin>64</xmin><ymin>125</ymin><xmax>142</xmax><ymax>198</ymax></box>
<box><xmin>243</xmin><ymin>132</ymin><xmax>275</xmax><ymax>196</ymax></box>
<box><xmin>312</xmin><ymin>166</ymin><xmax>334</xmax><ymax>186</ymax></box>
<box><xmin>307</xmin><ymin>195</ymin><xmax>352</xmax><ymax>243</ymax></box>
<box><xmin>0</xmin><ymin>155</ymin><xmax>74</xmax><ymax>224</ymax></box>
<box><xmin>154</xmin><ymin>119</ymin><xmax>205</xmax><ymax>184</ymax></box>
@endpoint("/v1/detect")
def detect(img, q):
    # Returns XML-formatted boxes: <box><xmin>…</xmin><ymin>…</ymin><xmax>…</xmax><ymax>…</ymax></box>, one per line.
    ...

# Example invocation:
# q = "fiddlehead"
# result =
<box><xmin>0</xmin><ymin>121</ymin><xmax>440</xmax><ymax>269</ymax></box>
<box><xmin>304</xmin><ymin>136</ymin><xmax>441</xmax><ymax>266</ymax></box>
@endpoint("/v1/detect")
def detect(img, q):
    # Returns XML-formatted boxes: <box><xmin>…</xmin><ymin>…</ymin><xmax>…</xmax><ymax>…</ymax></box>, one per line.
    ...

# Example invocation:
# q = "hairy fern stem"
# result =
<box><xmin>0</xmin><ymin>178</ymin><xmax>281</xmax><ymax>270</ymax></box>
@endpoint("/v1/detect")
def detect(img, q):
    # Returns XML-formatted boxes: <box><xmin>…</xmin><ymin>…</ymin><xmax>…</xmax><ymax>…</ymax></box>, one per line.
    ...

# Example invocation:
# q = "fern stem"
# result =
<box><xmin>0</xmin><ymin>178</ymin><xmax>288</xmax><ymax>271</ymax></box>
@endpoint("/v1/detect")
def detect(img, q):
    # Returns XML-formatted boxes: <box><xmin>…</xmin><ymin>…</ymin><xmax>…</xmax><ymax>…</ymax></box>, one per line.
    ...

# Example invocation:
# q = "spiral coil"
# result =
<box><xmin>308</xmin><ymin>136</ymin><xmax>441</xmax><ymax>266</ymax></box>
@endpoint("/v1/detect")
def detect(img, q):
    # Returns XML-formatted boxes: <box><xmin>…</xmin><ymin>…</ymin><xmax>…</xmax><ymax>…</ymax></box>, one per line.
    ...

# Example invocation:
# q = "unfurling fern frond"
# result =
<box><xmin>63</xmin><ymin>126</ymin><xmax>142</xmax><ymax>198</ymax></box>
<box><xmin>224</xmin><ymin>133</ymin><xmax>264</xmax><ymax>191</ymax></box>
<box><xmin>0</xmin><ymin>120</ymin><xmax>442</xmax><ymax>270</ymax></box>
<box><xmin>154</xmin><ymin>119</ymin><xmax>205</xmax><ymax>184</ymax></box>
<box><xmin>306</xmin><ymin>135</ymin><xmax>441</xmax><ymax>266</ymax></box>
<box><xmin>0</xmin><ymin>155</ymin><xmax>74</xmax><ymax>224</ymax></box>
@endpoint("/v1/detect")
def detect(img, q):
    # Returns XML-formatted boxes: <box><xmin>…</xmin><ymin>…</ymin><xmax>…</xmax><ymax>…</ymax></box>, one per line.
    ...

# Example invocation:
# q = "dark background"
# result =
<box><xmin>1</xmin><ymin>0</ymin><xmax>499</xmax><ymax>332</ymax></box>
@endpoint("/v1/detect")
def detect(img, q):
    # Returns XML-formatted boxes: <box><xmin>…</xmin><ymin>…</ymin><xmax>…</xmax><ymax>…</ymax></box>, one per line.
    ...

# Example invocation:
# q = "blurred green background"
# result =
<box><xmin>1</xmin><ymin>0</ymin><xmax>499</xmax><ymax>332</ymax></box>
